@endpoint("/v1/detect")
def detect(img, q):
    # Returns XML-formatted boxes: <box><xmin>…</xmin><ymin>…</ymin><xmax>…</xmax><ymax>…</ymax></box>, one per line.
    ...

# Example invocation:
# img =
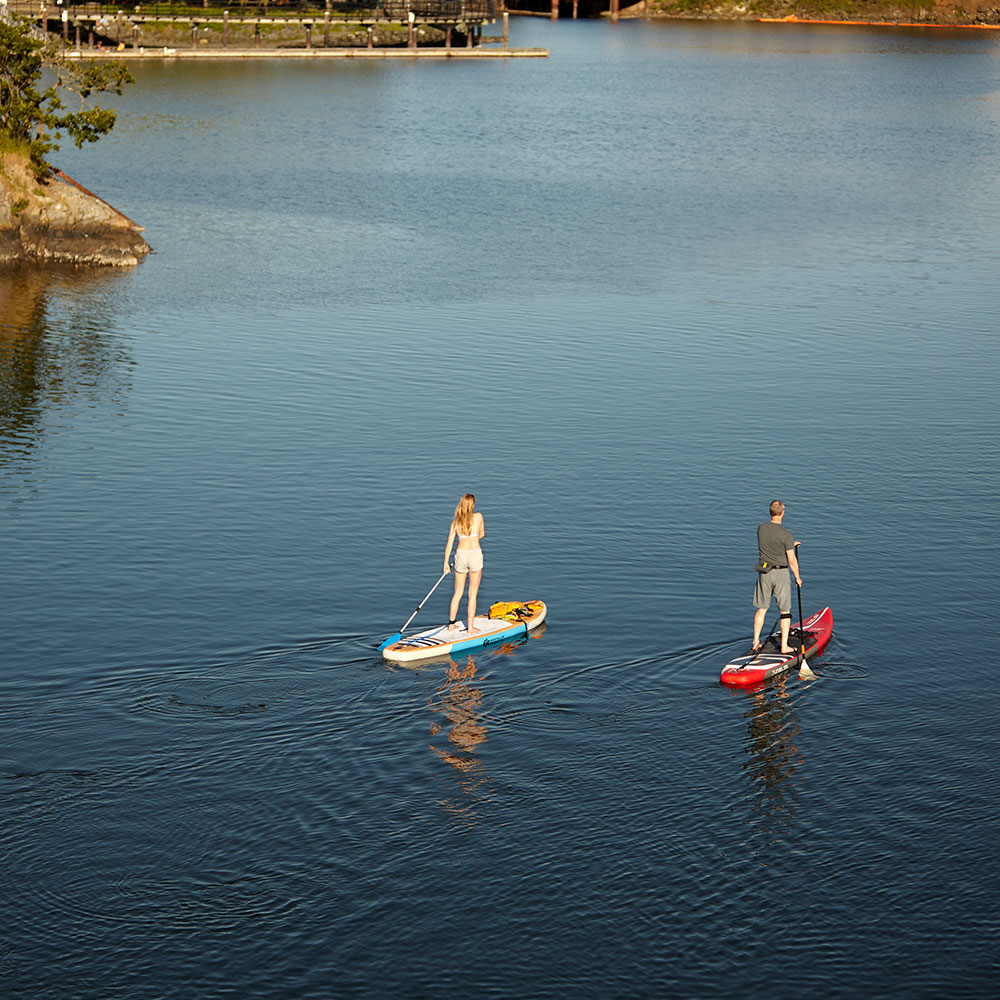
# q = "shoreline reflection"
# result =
<box><xmin>0</xmin><ymin>264</ymin><xmax>135</xmax><ymax>467</ymax></box>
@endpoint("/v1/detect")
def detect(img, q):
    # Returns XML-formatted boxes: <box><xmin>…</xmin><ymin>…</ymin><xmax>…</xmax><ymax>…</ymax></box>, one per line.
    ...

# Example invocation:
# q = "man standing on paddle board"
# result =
<box><xmin>752</xmin><ymin>500</ymin><xmax>803</xmax><ymax>654</ymax></box>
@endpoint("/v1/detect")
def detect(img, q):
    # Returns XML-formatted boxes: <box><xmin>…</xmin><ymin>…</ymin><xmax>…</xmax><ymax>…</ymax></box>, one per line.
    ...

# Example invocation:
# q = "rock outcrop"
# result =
<box><xmin>0</xmin><ymin>151</ymin><xmax>151</xmax><ymax>267</ymax></box>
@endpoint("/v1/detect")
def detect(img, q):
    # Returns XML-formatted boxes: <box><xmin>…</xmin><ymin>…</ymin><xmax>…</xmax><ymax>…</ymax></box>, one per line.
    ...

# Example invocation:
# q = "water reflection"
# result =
<box><xmin>0</xmin><ymin>265</ymin><xmax>134</xmax><ymax>466</ymax></box>
<box><xmin>429</xmin><ymin>654</ymin><xmax>491</xmax><ymax>828</ymax></box>
<box><xmin>738</xmin><ymin>676</ymin><xmax>805</xmax><ymax>846</ymax></box>
<box><xmin>426</xmin><ymin>636</ymin><xmax>532</xmax><ymax>828</ymax></box>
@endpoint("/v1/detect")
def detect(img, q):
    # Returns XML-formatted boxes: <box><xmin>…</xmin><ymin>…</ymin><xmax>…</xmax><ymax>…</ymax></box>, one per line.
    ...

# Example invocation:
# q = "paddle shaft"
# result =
<box><xmin>378</xmin><ymin>564</ymin><xmax>453</xmax><ymax>650</ymax></box>
<box><xmin>795</xmin><ymin>543</ymin><xmax>807</xmax><ymax>665</ymax></box>
<box><xmin>401</xmin><ymin>566</ymin><xmax>451</xmax><ymax>633</ymax></box>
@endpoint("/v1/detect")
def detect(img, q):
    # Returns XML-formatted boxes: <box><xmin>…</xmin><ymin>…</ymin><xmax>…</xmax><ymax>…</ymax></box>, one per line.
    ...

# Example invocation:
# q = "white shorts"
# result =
<box><xmin>454</xmin><ymin>549</ymin><xmax>484</xmax><ymax>574</ymax></box>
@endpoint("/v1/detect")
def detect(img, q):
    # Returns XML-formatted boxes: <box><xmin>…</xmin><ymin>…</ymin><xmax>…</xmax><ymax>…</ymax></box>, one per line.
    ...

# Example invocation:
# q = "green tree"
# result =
<box><xmin>0</xmin><ymin>15</ymin><xmax>133</xmax><ymax>173</ymax></box>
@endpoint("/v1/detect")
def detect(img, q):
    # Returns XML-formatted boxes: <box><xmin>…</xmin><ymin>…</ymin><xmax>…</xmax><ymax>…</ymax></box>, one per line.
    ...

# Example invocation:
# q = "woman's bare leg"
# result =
<box><xmin>448</xmin><ymin>572</ymin><xmax>467</xmax><ymax>629</ymax></box>
<box><xmin>466</xmin><ymin>569</ymin><xmax>482</xmax><ymax>635</ymax></box>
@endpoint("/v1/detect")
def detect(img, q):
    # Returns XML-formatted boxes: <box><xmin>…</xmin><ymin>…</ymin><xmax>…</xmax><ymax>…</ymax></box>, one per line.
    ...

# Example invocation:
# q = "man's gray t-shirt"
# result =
<box><xmin>757</xmin><ymin>521</ymin><xmax>794</xmax><ymax>567</ymax></box>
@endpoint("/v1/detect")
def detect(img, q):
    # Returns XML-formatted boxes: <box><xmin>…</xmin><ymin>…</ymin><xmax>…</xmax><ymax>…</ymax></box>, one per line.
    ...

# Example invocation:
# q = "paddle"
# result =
<box><xmin>795</xmin><ymin>543</ymin><xmax>816</xmax><ymax>680</ymax></box>
<box><xmin>378</xmin><ymin>564</ymin><xmax>452</xmax><ymax>651</ymax></box>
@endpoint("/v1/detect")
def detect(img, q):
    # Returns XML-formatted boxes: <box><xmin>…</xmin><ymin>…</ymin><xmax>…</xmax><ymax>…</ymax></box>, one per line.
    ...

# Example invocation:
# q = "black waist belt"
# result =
<box><xmin>763</xmin><ymin>564</ymin><xmax>788</xmax><ymax>570</ymax></box>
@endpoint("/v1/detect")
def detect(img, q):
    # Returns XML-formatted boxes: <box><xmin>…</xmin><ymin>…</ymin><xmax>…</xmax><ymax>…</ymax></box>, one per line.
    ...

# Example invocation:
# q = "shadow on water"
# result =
<box><xmin>0</xmin><ymin>264</ymin><xmax>135</xmax><ymax>468</ymax></box>
<box><xmin>126</xmin><ymin>633</ymin><xmax>375</xmax><ymax>721</ymax></box>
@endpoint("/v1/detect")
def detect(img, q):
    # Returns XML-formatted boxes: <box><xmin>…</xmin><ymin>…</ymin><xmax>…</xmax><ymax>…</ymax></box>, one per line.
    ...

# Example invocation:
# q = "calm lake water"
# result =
<box><xmin>3</xmin><ymin>18</ymin><xmax>999</xmax><ymax>998</ymax></box>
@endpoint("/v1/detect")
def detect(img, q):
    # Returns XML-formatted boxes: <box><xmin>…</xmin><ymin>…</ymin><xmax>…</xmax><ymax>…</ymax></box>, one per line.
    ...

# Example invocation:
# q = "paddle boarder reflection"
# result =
<box><xmin>429</xmin><ymin>654</ymin><xmax>491</xmax><ymax>827</ymax></box>
<box><xmin>738</xmin><ymin>676</ymin><xmax>806</xmax><ymax>844</ymax></box>
<box><xmin>424</xmin><ymin>633</ymin><xmax>530</xmax><ymax>827</ymax></box>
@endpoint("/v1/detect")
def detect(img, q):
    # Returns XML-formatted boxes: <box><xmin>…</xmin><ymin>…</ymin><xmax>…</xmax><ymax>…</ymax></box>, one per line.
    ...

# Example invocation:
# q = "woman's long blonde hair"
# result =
<box><xmin>452</xmin><ymin>493</ymin><xmax>476</xmax><ymax>535</ymax></box>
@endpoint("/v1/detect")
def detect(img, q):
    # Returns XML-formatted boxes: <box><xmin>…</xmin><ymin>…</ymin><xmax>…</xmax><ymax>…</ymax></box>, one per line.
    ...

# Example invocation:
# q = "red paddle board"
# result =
<box><xmin>721</xmin><ymin>607</ymin><xmax>833</xmax><ymax>686</ymax></box>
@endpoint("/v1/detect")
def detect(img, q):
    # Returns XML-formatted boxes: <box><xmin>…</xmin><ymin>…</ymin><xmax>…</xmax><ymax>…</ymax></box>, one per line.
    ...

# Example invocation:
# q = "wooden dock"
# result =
<box><xmin>3</xmin><ymin>0</ymin><xmax>547</xmax><ymax>54</ymax></box>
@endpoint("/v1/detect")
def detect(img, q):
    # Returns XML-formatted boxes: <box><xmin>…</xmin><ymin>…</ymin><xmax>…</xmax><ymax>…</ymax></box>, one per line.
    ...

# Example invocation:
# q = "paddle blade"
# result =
<box><xmin>378</xmin><ymin>632</ymin><xmax>401</xmax><ymax>652</ymax></box>
<box><xmin>799</xmin><ymin>661</ymin><xmax>817</xmax><ymax>680</ymax></box>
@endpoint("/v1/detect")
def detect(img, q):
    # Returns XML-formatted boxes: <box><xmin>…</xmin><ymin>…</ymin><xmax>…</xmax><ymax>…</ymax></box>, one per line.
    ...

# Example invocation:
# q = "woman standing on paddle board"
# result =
<box><xmin>444</xmin><ymin>494</ymin><xmax>485</xmax><ymax>636</ymax></box>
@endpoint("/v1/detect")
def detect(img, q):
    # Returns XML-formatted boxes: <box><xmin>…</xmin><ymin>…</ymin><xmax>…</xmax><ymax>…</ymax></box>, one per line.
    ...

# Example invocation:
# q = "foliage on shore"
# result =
<box><xmin>0</xmin><ymin>15</ymin><xmax>133</xmax><ymax>173</ymax></box>
<box><xmin>1</xmin><ymin>17</ymin><xmax>147</xmax><ymax>264</ymax></box>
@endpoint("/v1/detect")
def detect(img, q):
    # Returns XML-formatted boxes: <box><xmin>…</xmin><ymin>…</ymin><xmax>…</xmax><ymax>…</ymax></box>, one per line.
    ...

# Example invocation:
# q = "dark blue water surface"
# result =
<box><xmin>3</xmin><ymin>18</ymin><xmax>999</xmax><ymax>999</ymax></box>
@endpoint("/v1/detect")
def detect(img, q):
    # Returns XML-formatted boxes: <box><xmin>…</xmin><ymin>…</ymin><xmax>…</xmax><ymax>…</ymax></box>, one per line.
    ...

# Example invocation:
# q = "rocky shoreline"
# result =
<box><xmin>0</xmin><ymin>151</ymin><xmax>151</xmax><ymax>267</ymax></box>
<box><xmin>636</xmin><ymin>1</ymin><xmax>1000</xmax><ymax>25</ymax></box>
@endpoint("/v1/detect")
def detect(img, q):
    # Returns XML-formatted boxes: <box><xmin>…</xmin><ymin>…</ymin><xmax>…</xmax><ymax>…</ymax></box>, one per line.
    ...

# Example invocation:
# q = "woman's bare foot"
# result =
<box><xmin>466</xmin><ymin>627</ymin><xmax>481</xmax><ymax>637</ymax></box>
<box><xmin>447</xmin><ymin>620</ymin><xmax>461</xmax><ymax>632</ymax></box>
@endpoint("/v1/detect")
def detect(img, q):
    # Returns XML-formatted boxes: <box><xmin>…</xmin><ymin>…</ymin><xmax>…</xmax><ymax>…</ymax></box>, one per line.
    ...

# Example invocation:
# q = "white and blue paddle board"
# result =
<box><xmin>381</xmin><ymin>600</ymin><xmax>546</xmax><ymax>663</ymax></box>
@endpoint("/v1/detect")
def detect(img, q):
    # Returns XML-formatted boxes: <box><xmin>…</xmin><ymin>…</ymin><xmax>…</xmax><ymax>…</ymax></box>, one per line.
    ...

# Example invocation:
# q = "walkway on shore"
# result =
<box><xmin>69</xmin><ymin>45</ymin><xmax>548</xmax><ymax>59</ymax></box>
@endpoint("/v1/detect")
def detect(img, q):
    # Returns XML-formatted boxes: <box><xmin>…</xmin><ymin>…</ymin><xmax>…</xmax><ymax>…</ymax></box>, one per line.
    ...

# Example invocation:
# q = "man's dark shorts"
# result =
<box><xmin>753</xmin><ymin>568</ymin><xmax>792</xmax><ymax>613</ymax></box>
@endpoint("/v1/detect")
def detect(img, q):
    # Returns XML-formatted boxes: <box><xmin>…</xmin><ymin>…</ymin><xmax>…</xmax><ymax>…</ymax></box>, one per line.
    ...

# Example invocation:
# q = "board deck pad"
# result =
<box><xmin>381</xmin><ymin>600</ymin><xmax>546</xmax><ymax>663</ymax></box>
<box><xmin>720</xmin><ymin>607</ymin><xmax>833</xmax><ymax>686</ymax></box>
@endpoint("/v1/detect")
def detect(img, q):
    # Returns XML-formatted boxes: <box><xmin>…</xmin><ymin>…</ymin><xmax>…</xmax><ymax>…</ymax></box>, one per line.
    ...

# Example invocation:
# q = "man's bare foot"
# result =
<box><xmin>780</xmin><ymin>647</ymin><xmax>796</xmax><ymax>655</ymax></box>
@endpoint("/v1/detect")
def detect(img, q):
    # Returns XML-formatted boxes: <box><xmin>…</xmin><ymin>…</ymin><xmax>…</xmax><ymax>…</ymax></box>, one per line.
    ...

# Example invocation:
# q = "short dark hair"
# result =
<box><xmin>769</xmin><ymin>500</ymin><xmax>785</xmax><ymax>516</ymax></box>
